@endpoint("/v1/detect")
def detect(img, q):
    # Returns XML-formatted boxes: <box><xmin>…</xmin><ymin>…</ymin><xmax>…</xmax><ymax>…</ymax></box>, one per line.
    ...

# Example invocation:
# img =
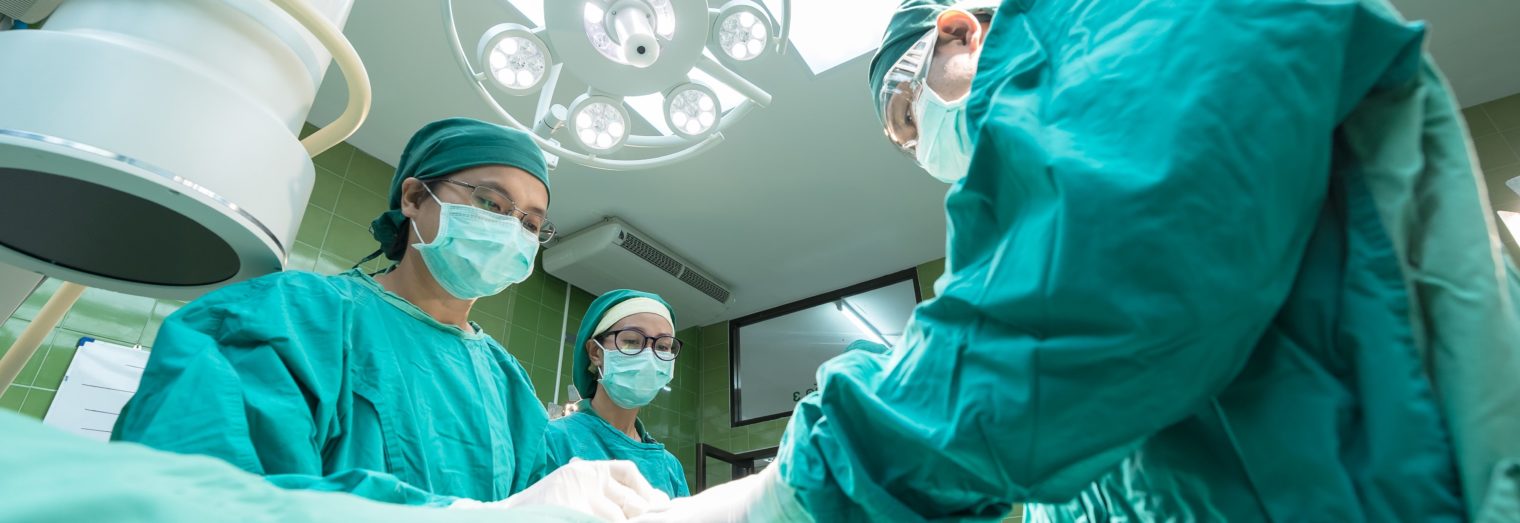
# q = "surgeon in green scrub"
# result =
<box><xmin>113</xmin><ymin>118</ymin><xmax>668</xmax><ymax>519</ymax></box>
<box><xmin>639</xmin><ymin>0</ymin><xmax>1520</xmax><ymax>521</ymax></box>
<box><xmin>545</xmin><ymin>290</ymin><xmax>690</xmax><ymax>499</ymax></box>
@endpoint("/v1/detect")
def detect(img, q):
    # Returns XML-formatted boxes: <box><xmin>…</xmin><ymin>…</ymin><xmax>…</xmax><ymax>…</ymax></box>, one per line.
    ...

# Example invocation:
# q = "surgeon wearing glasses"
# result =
<box><xmin>545</xmin><ymin>290</ymin><xmax>691</xmax><ymax>500</ymax></box>
<box><xmin>113</xmin><ymin>118</ymin><xmax>668</xmax><ymax>520</ymax></box>
<box><xmin>636</xmin><ymin>0</ymin><xmax>1520</xmax><ymax>521</ymax></box>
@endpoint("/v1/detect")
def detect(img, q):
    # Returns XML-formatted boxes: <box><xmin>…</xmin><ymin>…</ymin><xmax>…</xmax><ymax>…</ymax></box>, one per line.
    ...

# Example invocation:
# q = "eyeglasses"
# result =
<box><xmin>431</xmin><ymin>179</ymin><xmax>556</xmax><ymax>243</ymax></box>
<box><xmin>878</xmin><ymin>8</ymin><xmax>994</xmax><ymax>156</ymax></box>
<box><xmin>596</xmin><ymin>328</ymin><xmax>682</xmax><ymax>361</ymax></box>
<box><xmin>879</xmin><ymin>29</ymin><xmax>939</xmax><ymax>157</ymax></box>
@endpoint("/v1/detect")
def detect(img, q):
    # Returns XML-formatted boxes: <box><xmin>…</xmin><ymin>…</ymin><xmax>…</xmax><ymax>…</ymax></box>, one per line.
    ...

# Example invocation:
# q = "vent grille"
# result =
<box><xmin>617</xmin><ymin>231</ymin><xmax>682</xmax><ymax>277</ymax></box>
<box><xmin>678</xmin><ymin>268</ymin><xmax>731</xmax><ymax>303</ymax></box>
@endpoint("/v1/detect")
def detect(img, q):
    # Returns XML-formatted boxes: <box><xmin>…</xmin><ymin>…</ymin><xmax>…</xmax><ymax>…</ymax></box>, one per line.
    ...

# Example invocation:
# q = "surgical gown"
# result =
<box><xmin>779</xmin><ymin>0</ymin><xmax>1520</xmax><ymax>521</ymax></box>
<box><xmin>114</xmin><ymin>269</ymin><xmax>550</xmax><ymax>506</ymax></box>
<box><xmin>0</xmin><ymin>410</ymin><xmax>593</xmax><ymax>523</ymax></box>
<box><xmin>544</xmin><ymin>400</ymin><xmax>690</xmax><ymax>499</ymax></box>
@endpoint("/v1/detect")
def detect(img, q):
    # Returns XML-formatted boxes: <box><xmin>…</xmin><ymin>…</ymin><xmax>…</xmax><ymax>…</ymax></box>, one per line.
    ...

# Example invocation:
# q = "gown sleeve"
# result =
<box><xmin>778</xmin><ymin>0</ymin><xmax>1425</xmax><ymax>519</ymax></box>
<box><xmin>113</xmin><ymin>272</ymin><xmax>455</xmax><ymax>506</ymax></box>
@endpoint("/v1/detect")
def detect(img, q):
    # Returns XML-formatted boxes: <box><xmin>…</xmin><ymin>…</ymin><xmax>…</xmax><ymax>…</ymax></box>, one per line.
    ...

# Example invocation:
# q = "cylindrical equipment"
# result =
<box><xmin>0</xmin><ymin>0</ymin><xmax>355</xmax><ymax>300</ymax></box>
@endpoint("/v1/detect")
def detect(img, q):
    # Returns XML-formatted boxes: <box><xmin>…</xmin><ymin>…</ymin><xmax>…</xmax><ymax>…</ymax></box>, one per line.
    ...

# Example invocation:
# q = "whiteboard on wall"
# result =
<box><xmin>730</xmin><ymin>271</ymin><xmax>920</xmax><ymax>426</ymax></box>
<box><xmin>42</xmin><ymin>339</ymin><xmax>148</xmax><ymax>441</ymax></box>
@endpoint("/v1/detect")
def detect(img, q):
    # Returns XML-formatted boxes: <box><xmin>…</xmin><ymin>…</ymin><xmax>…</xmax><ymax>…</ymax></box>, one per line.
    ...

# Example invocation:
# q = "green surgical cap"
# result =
<box><xmin>368</xmin><ymin>117</ymin><xmax>550</xmax><ymax>261</ymax></box>
<box><xmin>573</xmin><ymin>289</ymin><xmax>676</xmax><ymax>400</ymax></box>
<box><xmin>867</xmin><ymin>0</ymin><xmax>998</xmax><ymax>123</ymax></box>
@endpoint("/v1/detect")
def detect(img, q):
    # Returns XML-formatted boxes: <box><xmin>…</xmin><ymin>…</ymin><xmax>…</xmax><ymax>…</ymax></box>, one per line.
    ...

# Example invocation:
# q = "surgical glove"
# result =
<box><xmin>450</xmin><ymin>458</ymin><xmax>671</xmax><ymax>521</ymax></box>
<box><xmin>632</xmin><ymin>463</ymin><xmax>812</xmax><ymax>523</ymax></box>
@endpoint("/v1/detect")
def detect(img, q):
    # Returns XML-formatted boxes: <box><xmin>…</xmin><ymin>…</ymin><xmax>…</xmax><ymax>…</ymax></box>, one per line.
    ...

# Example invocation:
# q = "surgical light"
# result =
<box><xmin>663</xmin><ymin>82</ymin><xmax>719</xmax><ymax>138</ymax></box>
<box><xmin>836</xmin><ymin>300</ymin><xmax>891</xmax><ymax>348</ymax></box>
<box><xmin>478</xmin><ymin>24</ymin><xmax>551</xmax><ymax>94</ymax></box>
<box><xmin>445</xmin><ymin>0</ymin><xmax>791</xmax><ymax>171</ymax></box>
<box><xmin>714</xmin><ymin>1</ymin><xmax>770</xmax><ymax>62</ymax></box>
<box><xmin>569</xmin><ymin>94</ymin><xmax>631</xmax><ymax>153</ymax></box>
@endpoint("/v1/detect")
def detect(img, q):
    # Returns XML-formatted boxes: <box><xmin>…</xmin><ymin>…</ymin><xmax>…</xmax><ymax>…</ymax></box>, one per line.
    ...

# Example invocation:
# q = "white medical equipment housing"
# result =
<box><xmin>0</xmin><ymin>0</ymin><xmax>357</xmax><ymax>300</ymax></box>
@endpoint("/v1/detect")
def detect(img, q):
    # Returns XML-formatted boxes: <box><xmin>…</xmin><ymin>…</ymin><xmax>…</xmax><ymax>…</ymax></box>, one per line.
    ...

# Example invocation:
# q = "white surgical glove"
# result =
<box><xmin>450</xmin><ymin>458</ymin><xmax>671</xmax><ymax>521</ymax></box>
<box><xmin>632</xmin><ymin>463</ymin><xmax>812</xmax><ymax>523</ymax></box>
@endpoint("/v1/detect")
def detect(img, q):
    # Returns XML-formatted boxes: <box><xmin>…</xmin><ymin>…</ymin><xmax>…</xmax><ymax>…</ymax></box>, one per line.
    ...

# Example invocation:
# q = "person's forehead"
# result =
<box><xmin>610</xmin><ymin>312</ymin><xmax>673</xmax><ymax>334</ymax></box>
<box><xmin>449</xmin><ymin>165</ymin><xmax>547</xmax><ymax>213</ymax></box>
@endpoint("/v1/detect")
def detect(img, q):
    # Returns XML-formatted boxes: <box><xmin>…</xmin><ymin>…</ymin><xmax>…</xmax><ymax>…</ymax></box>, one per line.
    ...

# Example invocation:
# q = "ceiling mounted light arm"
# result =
<box><xmin>695</xmin><ymin>52</ymin><xmax>771</xmax><ymax>106</ymax></box>
<box><xmin>533</xmin><ymin>63</ymin><xmax>566</xmax><ymax>130</ymax></box>
<box><xmin>775</xmin><ymin>0</ymin><xmax>790</xmax><ymax>53</ymax></box>
<box><xmin>445</xmin><ymin>0</ymin><xmax>782</xmax><ymax>171</ymax></box>
<box><xmin>271</xmin><ymin>0</ymin><xmax>371</xmax><ymax>156</ymax></box>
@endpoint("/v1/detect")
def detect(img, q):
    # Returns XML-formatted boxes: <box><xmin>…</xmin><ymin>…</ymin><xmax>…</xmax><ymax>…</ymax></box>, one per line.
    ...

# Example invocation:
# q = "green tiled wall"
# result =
<box><xmin>1463</xmin><ymin>91</ymin><xmax>1520</xmax><ymax>260</ymax></box>
<box><xmin>0</xmin><ymin>135</ymin><xmax>703</xmax><ymax>484</ymax></box>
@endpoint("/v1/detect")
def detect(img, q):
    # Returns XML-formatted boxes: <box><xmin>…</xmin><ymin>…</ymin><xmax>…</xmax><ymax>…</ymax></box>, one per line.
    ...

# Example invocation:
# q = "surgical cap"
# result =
<box><xmin>368</xmin><ymin>117</ymin><xmax>550</xmax><ymax>261</ymax></box>
<box><xmin>573</xmin><ymin>289</ymin><xmax>676</xmax><ymax>400</ymax></box>
<box><xmin>867</xmin><ymin>0</ymin><xmax>996</xmax><ymax>123</ymax></box>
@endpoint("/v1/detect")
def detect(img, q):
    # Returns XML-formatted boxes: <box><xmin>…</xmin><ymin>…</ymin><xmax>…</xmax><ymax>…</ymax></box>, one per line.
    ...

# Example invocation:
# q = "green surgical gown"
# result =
<box><xmin>113</xmin><ymin>269</ymin><xmax>550</xmax><ymax>506</ymax></box>
<box><xmin>1</xmin><ymin>410</ymin><xmax>594</xmax><ymax>523</ymax></box>
<box><xmin>544</xmin><ymin>400</ymin><xmax>690</xmax><ymax>499</ymax></box>
<box><xmin>779</xmin><ymin>0</ymin><xmax>1520</xmax><ymax>521</ymax></box>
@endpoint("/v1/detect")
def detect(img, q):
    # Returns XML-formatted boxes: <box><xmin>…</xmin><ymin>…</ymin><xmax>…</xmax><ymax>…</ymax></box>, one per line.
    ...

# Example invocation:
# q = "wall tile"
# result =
<box><xmin>1484</xmin><ymin>93</ymin><xmax>1520</xmax><ymax>132</ymax></box>
<box><xmin>1</xmin><ymin>319</ymin><xmax>52</xmax><ymax>387</ymax></box>
<box><xmin>1465</xmin><ymin>106</ymin><xmax>1499</xmax><ymax>138</ymax></box>
<box><xmin>139</xmin><ymin>300</ymin><xmax>183</xmax><ymax>347</ymax></box>
<box><xmin>542</xmin><ymin>275</ymin><xmax>569</xmax><ymax>310</ymax></box>
<box><xmin>334</xmin><ymin>180</ymin><xmax>389</xmax><ymax>228</ymax></box>
<box><xmin>0</xmin><ymin>386</ymin><xmax>25</xmax><ymax>413</ymax></box>
<box><xmin>323</xmin><ymin>218</ymin><xmax>378</xmax><ymax>264</ymax></box>
<box><xmin>18</xmin><ymin>389</ymin><xmax>54</xmax><ymax>419</ymax></box>
<box><xmin>1475</xmin><ymin>133</ymin><xmax>1519</xmax><ymax>170</ymax></box>
<box><xmin>512</xmin><ymin>300</ymin><xmax>542</xmax><ymax>334</ymax></box>
<box><xmin>346</xmin><ymin>150</ymin><xmax>395</xmax><ymax>195</ymax></box>
<box><xmin>517</xmin><ymin>270</ymin><xmax>546</xmax><ymax>305</ymax></box>
<box><xmin>537</xmin><ymin>304</ymin><xmax>568</xmax><ymax>341</ymax></box>
<box><xmin>701</xmin><ymin>322</ymin><xmax>729</xmax><ymax>348</ymax></box>
<box><xmin>60</xmin><ymin>288</ymin><xmax>154</xmax><ymax>345</ymax></box>
<box><xmin>475</xmin><ymin>291</ymin><xmax>513</xmax><ymax>319</ymax></box>
<box><xmin>312</xmin><ymin>141</ymin><xmax>354</xmax><ymax>173</ymax></box>
<box><xmin>309</xmin><ymin>167</ymin><xmax>343</xmax><ymax>211</ymax></box>
<box><xmin>295</xmin><ymin>206</ymin><xmax>333</xmax><ymax>247</ymax></box>
<box><xmin>314</xmin><ymin>252</ymin><xmax>356</xmax><ymax>276</ymax></box>
<box><xmin>11</xmin><ymin>278</ymin><xmax>60</xmax><ymax>322</ymax></box>
<box><xmin>917</xmin><ymin>257</ymin><xmax>947</xmax><ymax>299</ymax></box>
<box><xmin>508</xmin><ymin>325</ymin><xmax>537</xmax><ymax>359</ymax></box>
<box><xmin>288</xmin><ymin>242</ymin><xmax>321</xmax><ymax>273</ymax></box>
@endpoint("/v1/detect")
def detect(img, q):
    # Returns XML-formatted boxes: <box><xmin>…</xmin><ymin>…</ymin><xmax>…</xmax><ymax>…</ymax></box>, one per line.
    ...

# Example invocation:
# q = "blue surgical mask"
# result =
<box><xmin>597</xmin><ymin>343</ymin><xmax>674</xmax><ymax>409</ymax></box>
<box><xmin>913</xmin><ymin>87</ymin><xmax>973</xmax><ymax>184</ymax></box>
<box><xmin>411</xmin><ymin>185</ymin><xmax>538</xmax><ymax>300</ymax></box>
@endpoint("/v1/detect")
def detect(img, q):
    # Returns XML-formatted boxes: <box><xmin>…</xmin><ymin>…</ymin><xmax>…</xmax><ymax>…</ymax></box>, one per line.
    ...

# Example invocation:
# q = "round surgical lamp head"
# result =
<box><xmin>583</xmin><ymin>0</ymin><xmax>672</xmax><ymax>69</ymax></box>
<box><xmin>0</xmin><ymin>0</ymin><xmax>349</xmax><ymax>300</ymax></box>
<box><xmin>712</xmin><ymin>0</ymin><xmax>770</xmax><ymax>62</ymax></box>
<box><xmin>478</xmin><ymin>23</ymin><xmax>553</xmax><ymax>94</ymax></box>
<box><xmin>663</xmin><ymin>82</ymin><xmax>720</xmax><ymax>139</ymax></box>
<box><xmin>567</xmin><ymin>94</ymin><xmax>630</xmax><ymax>153</ymax></box>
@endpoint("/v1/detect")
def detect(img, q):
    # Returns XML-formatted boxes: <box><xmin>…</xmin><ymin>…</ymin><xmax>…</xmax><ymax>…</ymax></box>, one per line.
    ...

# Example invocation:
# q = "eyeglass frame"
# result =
<box><xmin>878</xmin><ymin>7</ymin><xmax>997</xmax><ymax>156</ymax></box>
<box><xmin>594</xmin><ymin>328</ymin><xmax>683</xmax><ymax>361</ymax></box>
<box><xmin>428</xmin><ymin>178</ymin><xmax>556</xmax><ymax>243</ymax></box>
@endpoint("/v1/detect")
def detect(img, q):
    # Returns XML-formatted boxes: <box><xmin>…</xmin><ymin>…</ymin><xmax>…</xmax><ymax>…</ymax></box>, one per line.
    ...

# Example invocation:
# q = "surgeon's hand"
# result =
<box><xmin>632</xmin><ymin>464</ymin><xmax>812</xmax><ymax>523</ymax></box>
<box><xmin>451</xmin><ymin>458</ymin><xmax>670</xmax><ymax>521</ymax></box>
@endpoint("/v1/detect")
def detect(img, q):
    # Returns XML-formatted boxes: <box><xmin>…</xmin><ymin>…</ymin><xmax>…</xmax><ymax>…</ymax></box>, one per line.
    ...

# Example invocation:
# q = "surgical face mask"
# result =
<box><xmin>411</xmin><ymin>184</ymin><xmax>538</xmax><ymax>299</ymax></box>
<box><xmin>912</xmin><ymin>87</ymin><xmax>972</xmax><ymax>184</ymax></box>
<box><xmin>597</xmin><ymin>341</ymin><xmax>674</xmax><ymax>409</ymax></box>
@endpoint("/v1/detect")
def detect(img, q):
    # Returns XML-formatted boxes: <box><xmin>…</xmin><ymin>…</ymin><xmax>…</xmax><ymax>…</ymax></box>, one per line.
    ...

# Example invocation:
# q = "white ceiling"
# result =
<box><xmin>307</xmin><ymin>0</ymin><xmax>947</xmax><ymax>323</ymax></box>
<box><xmin>1393</xmin><ymin>0</ymin><xmax>1520</xmax><ymax>107</ymax></box>
<box><xmin>307</xmin><ymin>0</ymin><xmax>1519</xmax><ymax>323</ymax></box>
